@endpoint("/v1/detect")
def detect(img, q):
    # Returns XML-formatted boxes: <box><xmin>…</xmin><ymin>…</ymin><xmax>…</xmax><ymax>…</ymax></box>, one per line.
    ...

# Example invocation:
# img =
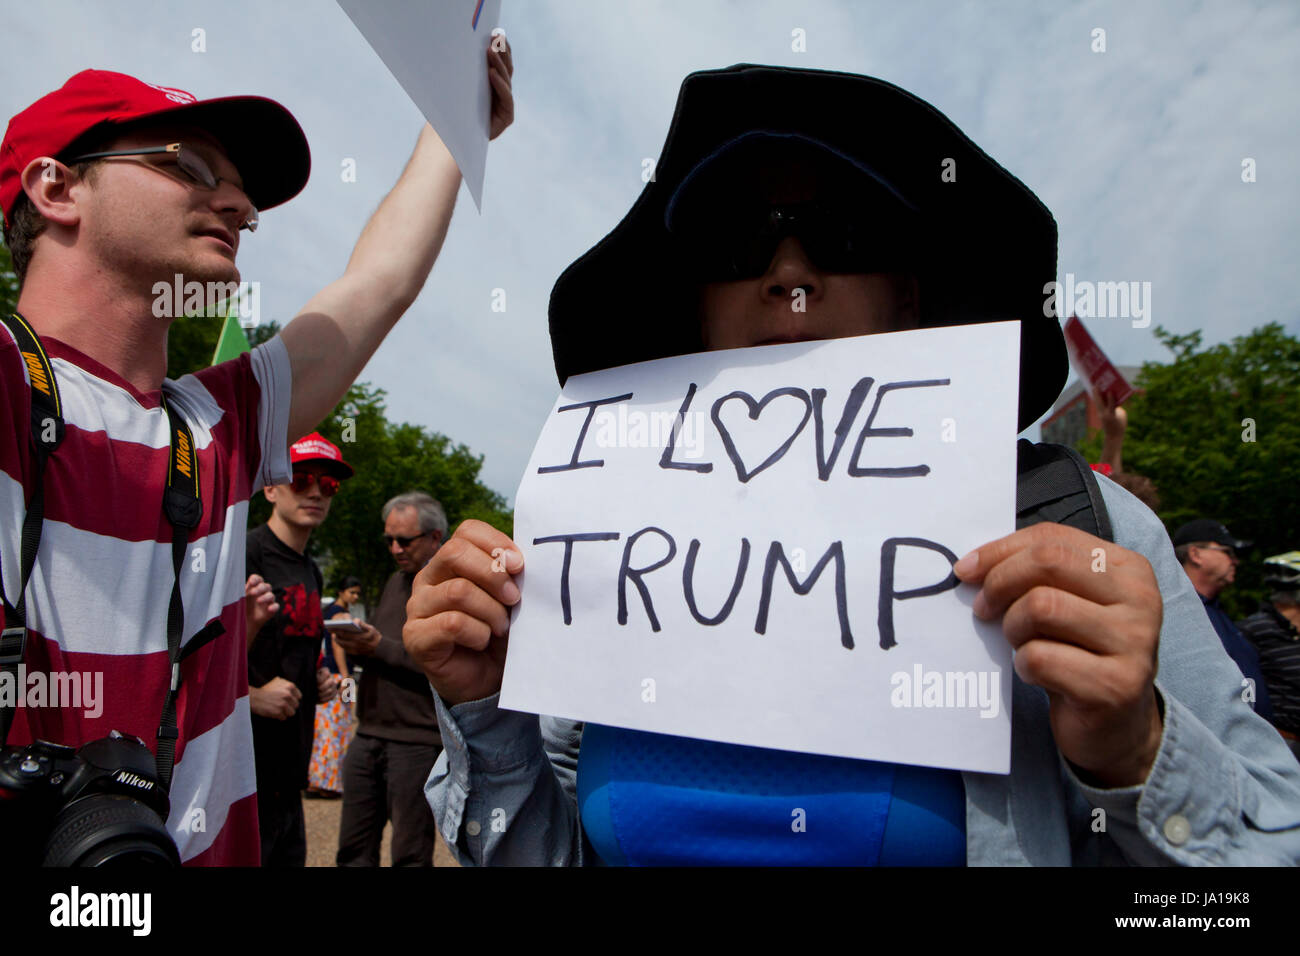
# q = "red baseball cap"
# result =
<box><xmin>1</xmin><ymin>69</ymin><xmax>310</xmax><ymax>230</ymax></box>
<box><xmin>290</xmin><ymin>432</ymin><xmax>354</xmax><ymax>480</ymax></box>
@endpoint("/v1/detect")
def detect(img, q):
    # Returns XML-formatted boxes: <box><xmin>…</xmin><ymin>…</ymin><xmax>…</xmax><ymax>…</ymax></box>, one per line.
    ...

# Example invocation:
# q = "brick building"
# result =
<box><xmin>1039</xmin><ymin>366</ymin><xmax>1143</xmax><ymax>447</ymax></box>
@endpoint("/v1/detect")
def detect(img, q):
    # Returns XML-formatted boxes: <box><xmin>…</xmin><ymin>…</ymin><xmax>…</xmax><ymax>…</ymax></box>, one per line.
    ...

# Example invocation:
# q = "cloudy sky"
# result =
<box><xmin>4</xmin><ymin>0</ymin><xmax>1297</xmax><ymax>504</ymax></box>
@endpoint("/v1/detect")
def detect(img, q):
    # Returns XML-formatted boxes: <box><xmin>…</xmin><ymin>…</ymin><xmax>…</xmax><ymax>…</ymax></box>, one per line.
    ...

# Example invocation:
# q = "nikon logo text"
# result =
<box><xmin>175</xmin><ymin>432</ymin><xmax>193</xmax><ymax>479</ymax></box>
<box><xmin>21</xmin><ymin>350</ymin><xmax>51</xmax><ymax>397</ymax></box>
<box><xmin>113</xmin><ymin>770</ymin><xmax>155</xmax><ymax>791</ymax></box>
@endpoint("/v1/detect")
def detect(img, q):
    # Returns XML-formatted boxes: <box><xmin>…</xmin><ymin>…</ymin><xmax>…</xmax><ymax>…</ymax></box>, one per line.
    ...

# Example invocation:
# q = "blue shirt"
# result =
<box><xmin>576</xmin><ymin>723</ymin><xmax>965</xmax><ymax>865</ymax></box>
<box><xmin>425</xmin><ymin>473</ymin><xmax>1300</xmax><ymax>865</ymax></box>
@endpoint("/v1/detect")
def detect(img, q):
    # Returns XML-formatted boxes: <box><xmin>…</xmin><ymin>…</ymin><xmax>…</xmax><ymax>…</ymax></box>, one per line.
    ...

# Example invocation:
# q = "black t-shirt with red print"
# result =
<box><xmin>247</xmin><ymin>523</ymin><xmax>324</xmax><ymax>793</ymax></box>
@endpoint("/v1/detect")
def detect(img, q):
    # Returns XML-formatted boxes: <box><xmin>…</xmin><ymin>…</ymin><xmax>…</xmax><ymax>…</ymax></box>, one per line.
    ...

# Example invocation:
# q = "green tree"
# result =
<box><xmin>0</xmin><ymin>243</ymin><xmax>18</xmax><ymax>318</ymax></box>
<box><xmin>166</xmin><ymin>314</ymin><xmax>278</xmax><ymax>378</ymax></box>
<box><xmin>166</xmin><ymin>313</ymin><xmax>227</xmax><ymax>376</ymax></box>
<box><xmin>1077</xmin><ymin>323</ymin><xmax>1300</xmax><ymax>616</ymax></box>
<box><xmin>247</xmin><ymin>382</ymin><xmax>513</xmax><ymax>605</ymax></box>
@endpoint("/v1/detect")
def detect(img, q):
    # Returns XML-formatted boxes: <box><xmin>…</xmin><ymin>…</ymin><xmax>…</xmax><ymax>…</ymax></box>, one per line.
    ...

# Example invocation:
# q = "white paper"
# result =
<box><xmin>502</xmin><ymin>322</ymin><xmax>1022</xmax><ymax>774</ymax></box>
<box><xmin>337</xmin><ymin>0</ymin><xmax>502</xmax><ymax>209</ymax></box>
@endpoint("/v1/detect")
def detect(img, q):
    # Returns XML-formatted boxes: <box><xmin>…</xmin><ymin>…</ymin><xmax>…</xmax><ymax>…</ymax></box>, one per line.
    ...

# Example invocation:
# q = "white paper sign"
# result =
<box><xmin>337</xmin><ymin>0</ymin><xmax>503</xmax><ymax>209</ymax></box>
<box><xmin>501</xmin><ymin>323</ymin><xmax>1021</xmax><ymax>774</ymax></box>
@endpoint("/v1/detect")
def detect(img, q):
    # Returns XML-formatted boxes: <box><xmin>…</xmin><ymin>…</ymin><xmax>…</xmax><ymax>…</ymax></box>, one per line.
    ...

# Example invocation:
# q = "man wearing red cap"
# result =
<box><xmin>0</xmin><ymin>46</ymin><xmax>513</xmax><ymax>865</ymax></box>
<box><xmin>246</xmin><ymin>433</ymin><xmax>374</xmax><ymax>866</ymax></box>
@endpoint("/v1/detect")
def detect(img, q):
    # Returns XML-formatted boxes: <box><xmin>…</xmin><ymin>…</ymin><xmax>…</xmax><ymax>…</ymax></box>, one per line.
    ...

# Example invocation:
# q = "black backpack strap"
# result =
<box><xmin>0</xmin><ymin>312</ymin><xmax>66</xmax><ymax>747</ymax></box>
<box><xmin>156</xmin><ymin>394</ymin><xmax>203</xmax><ymax>792</ymax></box>
<box><xmin>1015</xmin><ymin>439</ymin><xmax>1114</xmax><ymax>542</ymax></box>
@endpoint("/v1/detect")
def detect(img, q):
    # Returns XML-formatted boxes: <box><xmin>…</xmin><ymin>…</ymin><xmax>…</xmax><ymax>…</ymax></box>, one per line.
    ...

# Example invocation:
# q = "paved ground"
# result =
<box><xmin>302</xmin><ymin>792</ymin><xmax>459</xmax><ymax>867</ymax></box>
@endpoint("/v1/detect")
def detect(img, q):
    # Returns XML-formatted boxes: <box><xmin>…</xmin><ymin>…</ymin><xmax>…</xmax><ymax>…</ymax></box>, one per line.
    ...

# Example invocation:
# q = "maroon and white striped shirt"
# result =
<box><xmin>1</xmin><ymin>323</ymin><xmax>291</xmax><ymax>865</ymax></box>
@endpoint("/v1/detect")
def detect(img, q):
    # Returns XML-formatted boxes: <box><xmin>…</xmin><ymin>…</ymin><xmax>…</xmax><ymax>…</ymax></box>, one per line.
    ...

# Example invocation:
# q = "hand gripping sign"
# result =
<box><xmin>502</xmin><ymin>322</ymin><xmax>1021</xmax><ymax>774</ymax></box>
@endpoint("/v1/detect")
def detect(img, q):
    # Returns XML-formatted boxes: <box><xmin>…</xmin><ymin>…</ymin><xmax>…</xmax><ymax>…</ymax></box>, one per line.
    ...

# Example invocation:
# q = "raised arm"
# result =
<box><xmin>279</xmin><ymin>41</ymin><xmax>514</xmax><ymax>441</ymax></box>
<box><xmin>405</xmin><ymin>519</ymin><xmax>585</xmax><ymax>864</ymax></box>
<box><xmin>1094</xmin><ymin>388</ymin><xmax>1126</xmax><ymax>473</ymax></box>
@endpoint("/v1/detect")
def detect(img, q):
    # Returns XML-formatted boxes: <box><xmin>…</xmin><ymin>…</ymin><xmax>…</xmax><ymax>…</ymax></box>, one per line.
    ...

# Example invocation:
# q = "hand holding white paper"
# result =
<box><xmin>503</xmin><ymin>322</ymin><xmax>1021</xmax><ymax>775</ymax></box>
<box><xmin>337</xmin><ymin>0</ymin><xmax>503</xmax><ymax>209</ymax></box>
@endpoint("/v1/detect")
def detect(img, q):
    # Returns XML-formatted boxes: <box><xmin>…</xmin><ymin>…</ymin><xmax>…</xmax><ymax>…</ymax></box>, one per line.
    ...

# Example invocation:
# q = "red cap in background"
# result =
<box><xmin>290</xmin><ymin>432</ymin><xmax>354</xmax><ymax>480</ymax></box>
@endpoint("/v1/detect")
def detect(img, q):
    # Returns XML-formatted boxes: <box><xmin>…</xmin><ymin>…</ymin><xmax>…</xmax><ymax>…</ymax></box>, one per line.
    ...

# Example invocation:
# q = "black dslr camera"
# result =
<box><xmin>0</xmin><ymin>731</ymin><xmax>180</xmax><ymax>866</ymax></box>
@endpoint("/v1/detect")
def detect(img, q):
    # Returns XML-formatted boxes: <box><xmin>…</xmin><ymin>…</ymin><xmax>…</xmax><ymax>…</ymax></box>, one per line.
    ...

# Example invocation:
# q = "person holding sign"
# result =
<box><xmin>404</xmin><ymin>65</ymin><xmax>1300</xmax><ymax>865</ymax></box>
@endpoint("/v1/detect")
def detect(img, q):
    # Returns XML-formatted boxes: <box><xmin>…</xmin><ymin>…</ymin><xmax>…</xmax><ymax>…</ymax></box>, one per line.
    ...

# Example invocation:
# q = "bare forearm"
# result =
<box><xmin>245</xmin><ymin>611</ymin><xmax>263</xmax><ymax>648</ymax></box>
<box><xmin>1100</xmin><ymin>430</ymin><xmax>1123</xmax><ymax>472</ymax></box>
<box><xmin>346</xmin><ymin>124</ymin><xmax>461</xmax><ymax>304</ymax></box>
<box><xmin>281</xmin><ymin>124</ymin><xmax>462</xmax><ymax>437</ymax></box>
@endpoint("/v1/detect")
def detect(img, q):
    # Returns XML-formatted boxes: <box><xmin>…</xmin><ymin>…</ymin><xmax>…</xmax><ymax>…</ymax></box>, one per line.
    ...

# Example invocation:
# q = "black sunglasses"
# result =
<box><xmin>383</xmin><ymin>532</ymin><xmax>430</xmax><ymax>549</ymax></box>
<box><xmin>677</xmin><ymin>201</ymin><xmax>917</xmax><ymax>282</ymax></box>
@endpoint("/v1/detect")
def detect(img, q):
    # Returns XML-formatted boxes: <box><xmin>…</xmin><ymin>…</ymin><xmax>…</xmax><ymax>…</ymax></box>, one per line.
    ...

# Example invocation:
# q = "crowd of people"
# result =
<box><xmin>242</xmin><ymin>431</ymin><xmax>450</xmax><ymax>865</ymax></box>
<box><xmin>2</xmin><ymin>44</ymin><xmax>1298</xmax><ymax>867</ymax></box>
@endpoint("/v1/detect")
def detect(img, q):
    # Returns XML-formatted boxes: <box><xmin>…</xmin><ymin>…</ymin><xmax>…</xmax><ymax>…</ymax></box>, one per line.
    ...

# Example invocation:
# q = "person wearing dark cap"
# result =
<box><xmin>405</xmin><ymin>64</ymin><xmax>1300</xmax><ymax>866</ymax></box>
<box><xmin>0</xmin><ymin>47</ymin><xmax>513</xmax><ymax>865</ymax></box>
<box><xmin>1239</xmin><ymin>552</ymin><xmax>1300</xmax><ymax>758</ymax></box>
<box><xmin>247</xmin><ymin>432</ymin><xmax>371</xmax><ymax>865</ymax></box>
<box><xmin>1173</xmin><ymin>519</ymin><xmax>1274</xmax><ymax>722</ymax></box>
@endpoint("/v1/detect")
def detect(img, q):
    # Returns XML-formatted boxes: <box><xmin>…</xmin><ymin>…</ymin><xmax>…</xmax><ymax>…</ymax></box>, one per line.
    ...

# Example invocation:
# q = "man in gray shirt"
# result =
<box><xmin>334</xmin><ymin>492</ymin><xmax>447</xmax><ymax>866</ymax></box>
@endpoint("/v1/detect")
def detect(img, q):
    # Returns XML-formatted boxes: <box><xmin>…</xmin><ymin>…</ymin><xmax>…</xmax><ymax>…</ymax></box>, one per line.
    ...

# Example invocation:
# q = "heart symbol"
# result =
<box><xmin>710</xmin><ymin>387</ymin><xmax>813</xmax><ymax>483</ymax></box>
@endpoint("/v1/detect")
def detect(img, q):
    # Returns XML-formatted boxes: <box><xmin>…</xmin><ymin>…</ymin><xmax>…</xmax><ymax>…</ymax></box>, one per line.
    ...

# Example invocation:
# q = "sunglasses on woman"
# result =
<box><xmin>289</xmin><ymin>472</ymin><xmax>340</xmax><ymax>497</ymax></box>
<box><xmin>676</xmin><ymin>201</ymin><xmax>918</xmax><ymax>282</ymax></box>
<box><xmin>67</xmin><ymin>142</ymin><xmax>259</xmax><ymax>232</ymax></box>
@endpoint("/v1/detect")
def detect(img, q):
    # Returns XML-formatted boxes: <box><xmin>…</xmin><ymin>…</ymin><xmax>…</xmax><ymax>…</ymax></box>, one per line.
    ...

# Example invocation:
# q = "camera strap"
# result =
<box><xmin>156</xmin><ymin>395</ymin><xmax>207</xmax><ymax>792</ymax></box>
<box><xmin>0</xmin><ymin>311</ymin><xmax>218</xmax><ymax>794</ymax></box>
<box><xmin>0</xmin><ymin>311</ymin><xmax>64</xmax><ymax>748</ymax></box>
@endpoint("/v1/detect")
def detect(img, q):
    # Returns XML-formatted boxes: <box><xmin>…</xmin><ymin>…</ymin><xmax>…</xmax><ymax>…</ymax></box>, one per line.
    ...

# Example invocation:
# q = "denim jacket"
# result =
<box><xmin>425</xmin><ymin>476</ymin><xmax>1300</xmax><ymax>865</ymax></box>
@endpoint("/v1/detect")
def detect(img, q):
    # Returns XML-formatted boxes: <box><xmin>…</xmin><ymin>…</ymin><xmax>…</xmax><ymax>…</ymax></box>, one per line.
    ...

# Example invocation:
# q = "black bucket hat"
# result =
<box><xmin>547</xmin><ymin>63</ymin><xmax>1067</xmax><ymax>432</ymax></box>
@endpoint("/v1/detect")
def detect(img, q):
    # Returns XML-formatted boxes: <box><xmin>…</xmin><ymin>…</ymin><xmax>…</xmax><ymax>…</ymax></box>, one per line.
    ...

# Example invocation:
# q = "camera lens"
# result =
<box><xmin>43</xmin><ymin>794</ymin><xmax>180</xmax><ymax>867</ymax></box>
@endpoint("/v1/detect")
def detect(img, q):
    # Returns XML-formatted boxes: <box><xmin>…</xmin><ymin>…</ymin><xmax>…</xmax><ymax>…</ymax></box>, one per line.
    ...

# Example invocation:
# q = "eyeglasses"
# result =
<box><xmin>66</xmin><ymin>143</ymin><xmax>259</xmax><ymax>232</ymax></box>
<box><xmin>383</xmin><ymin>532</ymin><xmax>430</xmax><ymax>549</ymax></box>
<box><xmin>675</xmin><ymin>201</ymin><xmax>917</xmax><ymax>281</ymax></box>
<box><xmin>289</xmin><ymin>472</ymin><xmax>340</xmax><ymax>497</ymax></box>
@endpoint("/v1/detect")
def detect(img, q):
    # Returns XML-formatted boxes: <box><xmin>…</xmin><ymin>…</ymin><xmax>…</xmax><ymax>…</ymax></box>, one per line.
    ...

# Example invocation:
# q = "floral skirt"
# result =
<box><xmin>308</xmin><ymin>695</ymin><xmax>355</xmax><ymax>794</ymax></box>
